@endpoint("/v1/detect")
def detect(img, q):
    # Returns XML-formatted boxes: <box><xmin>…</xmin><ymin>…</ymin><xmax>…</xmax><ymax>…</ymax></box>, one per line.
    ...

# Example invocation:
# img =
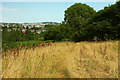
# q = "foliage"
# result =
<box><xmin>38</xmin><ymin>37</ymin><xmax>45</xmax><ymax>41</ymax></box>
<box><xmin>2</xmin><ymin>1</ymin><xmax>120</xmax><ymax>50</ymax></box>
<box><xmin>86</xmin><ymin>1</ymin><xmax>120</xmax><ymax>40</ymax></box>
<box><xmin>40</xmin><ymin>1</ymin><xmax>120</xmax><ymax>42</ymax></box>
<box><xmin>64</xmin><ymin>3</ymin><xmax>96</xmax><ymax>29</ymax></box>
<box><xmin>41</xmin><ymin>24</ymin><xmax>69</xmax><ymax>41</ymax></box>
<box><xmin>2</xmin><ymin>27</ymin><xmax>40</xmax><ymax>50</ymax></box>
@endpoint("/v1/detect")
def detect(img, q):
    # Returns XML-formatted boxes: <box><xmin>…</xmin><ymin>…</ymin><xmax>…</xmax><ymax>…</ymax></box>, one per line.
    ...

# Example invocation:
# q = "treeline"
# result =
<box><xmin>2</xmin><ymin>26</ymin><xmax>42</xmax><ymax>49</ymax></box>
<box><xmin>2</xmin><ymin>1</ymin><xmax>120</xmax><ymax>50</ymax></box>
<box><xmin>41</xmin><ymin>1</ymin><xmax>120</xmax><ymax>42</ymax></box>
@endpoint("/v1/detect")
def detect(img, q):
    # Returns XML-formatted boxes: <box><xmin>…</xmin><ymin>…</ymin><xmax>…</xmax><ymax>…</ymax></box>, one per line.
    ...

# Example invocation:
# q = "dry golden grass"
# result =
<box><xmin>2</xmin><ymin>41</ymin><xmax>118</xmax><ymax>78</ymax></box>
<box><xmin>0</xmin><ymin>41</ymin><xmax>1</xmax><ymax>79</ymax></box>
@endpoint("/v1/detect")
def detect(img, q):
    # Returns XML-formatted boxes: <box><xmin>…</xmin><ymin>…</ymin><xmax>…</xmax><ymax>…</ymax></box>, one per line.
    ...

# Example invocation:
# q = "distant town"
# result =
<box><xmin>0</xmin><ymin>22</ymin><xmax>60</xmax><ymax>34</ymax></box>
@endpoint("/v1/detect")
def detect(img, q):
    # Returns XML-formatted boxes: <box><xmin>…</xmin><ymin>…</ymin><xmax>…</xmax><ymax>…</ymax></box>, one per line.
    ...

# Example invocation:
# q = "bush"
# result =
<box><xmin>61</xmin><ymin>38</ymin><xmax>70</xmax><ymax>41</ymax></box>
<box><xmin>38</xmin><ymin>37</ymin><xmax>44</xmax><ymax>41</ymax></box>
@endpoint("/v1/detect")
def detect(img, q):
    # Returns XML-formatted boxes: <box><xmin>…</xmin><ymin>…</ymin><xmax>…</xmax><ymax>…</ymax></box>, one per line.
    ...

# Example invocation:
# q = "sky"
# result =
<box><xmin>0</xmin><ymin>2</ymin><xmax>116</xmax><ymax>23</ymax></box>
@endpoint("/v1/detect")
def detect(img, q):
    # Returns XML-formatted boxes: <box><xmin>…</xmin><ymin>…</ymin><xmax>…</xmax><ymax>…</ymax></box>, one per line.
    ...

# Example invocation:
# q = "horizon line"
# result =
<box><xmin>0</xmin><ymin>21</ymin><xmax>61</xmax><ymax>23</ymax></box>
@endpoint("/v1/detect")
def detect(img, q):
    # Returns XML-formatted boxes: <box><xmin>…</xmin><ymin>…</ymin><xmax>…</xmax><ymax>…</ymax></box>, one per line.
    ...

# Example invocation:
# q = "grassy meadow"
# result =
<box><xmin>2</xmin><ymin>41</ymin><xmax>118</xmax><ymax>78</ymax></box>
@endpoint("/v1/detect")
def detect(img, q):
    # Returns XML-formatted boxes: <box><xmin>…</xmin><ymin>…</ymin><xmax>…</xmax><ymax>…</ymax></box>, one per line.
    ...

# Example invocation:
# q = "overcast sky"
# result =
<box><xmin>0</xmin><ymin>1</ymin><xmax>116</xmax><ymax>23</ymax></box>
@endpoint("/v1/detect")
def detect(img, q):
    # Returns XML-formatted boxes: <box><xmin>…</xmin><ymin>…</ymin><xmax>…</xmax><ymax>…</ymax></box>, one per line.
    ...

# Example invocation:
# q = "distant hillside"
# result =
<box><xmin>0</xmin><ymin>22</ymin><xmax>60</xmax><ymax>28</ymax></box>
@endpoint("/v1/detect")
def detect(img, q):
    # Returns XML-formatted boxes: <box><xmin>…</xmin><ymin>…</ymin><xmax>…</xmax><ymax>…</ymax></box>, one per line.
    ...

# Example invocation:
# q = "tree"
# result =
<box><xmin>64</xmin><ymin>3</ymin><xmax>96</xmax><ymax>30</ymax></box>
<box><xmin>64</xmin><ymin>3</ymin><xmax>96</xmax><ymax>41</ymax></box>
<box><xmin>87</xmin><ymin>1</ymin><xmax>120</xmax><ymax>40</ymax></box>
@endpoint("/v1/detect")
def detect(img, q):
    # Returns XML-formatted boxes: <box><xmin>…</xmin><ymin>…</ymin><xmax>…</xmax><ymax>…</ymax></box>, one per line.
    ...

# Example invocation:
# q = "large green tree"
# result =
<box><xmin>64</xmin><ymin>3</ymin><xmax>96</xmax><ymax>29</ymax></box>
<box><xmin>64</xmin><ymin>3</ymin><xmax>96</xmax><ymax>41</ymax></box>
<box><xmin>87</xmin><ymin>1</ymin><xmax>120</xmax><ymax>40</ymax></box>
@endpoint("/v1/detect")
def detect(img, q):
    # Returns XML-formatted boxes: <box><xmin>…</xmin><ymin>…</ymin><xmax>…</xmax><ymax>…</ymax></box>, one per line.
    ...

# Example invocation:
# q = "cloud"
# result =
<box><xmin>0</xmin><ymin>6</ymin><xmax>19</xmax><ymax>11</ymax></box>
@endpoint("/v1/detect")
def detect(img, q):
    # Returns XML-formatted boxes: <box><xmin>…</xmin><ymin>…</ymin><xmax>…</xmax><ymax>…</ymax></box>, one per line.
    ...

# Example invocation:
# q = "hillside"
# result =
<box><xmin>2</xmin><ymin>41</ymin><xmax>118</xmax><ymax>78</ymax></box>
<box><xmin>0</xmin><ymin>22</ymin><xmax>60</xmax><ymax>28</ymax></box>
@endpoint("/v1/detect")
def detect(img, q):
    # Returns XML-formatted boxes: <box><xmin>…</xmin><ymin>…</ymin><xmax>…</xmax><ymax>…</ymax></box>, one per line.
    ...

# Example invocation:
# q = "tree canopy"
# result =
<box><xmin>64</xmin><ymin>3</ymin><xmax>96</xmax><ymax>29</ymax></box>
